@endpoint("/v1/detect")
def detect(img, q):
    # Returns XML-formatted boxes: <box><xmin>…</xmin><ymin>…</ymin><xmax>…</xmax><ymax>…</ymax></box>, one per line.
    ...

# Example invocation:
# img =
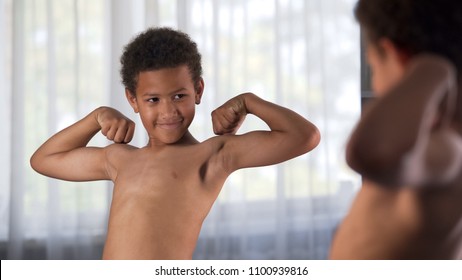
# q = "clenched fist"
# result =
<box><xmin>211</xmin><ymin>94</ymin><xmax>249</xmax><ymax>135</ymax></box>
<box><xmin>96</xmin><ymin>106</ymin><xmax>135</xmax><ymax>143</ymax></box>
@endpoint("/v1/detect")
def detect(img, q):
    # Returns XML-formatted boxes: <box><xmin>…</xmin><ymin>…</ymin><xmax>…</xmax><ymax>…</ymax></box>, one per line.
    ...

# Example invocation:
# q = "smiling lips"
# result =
<box><xmin>156</xmin><ymin>120</ymin><xmax>183</xmax><ymax>130</ymax></box>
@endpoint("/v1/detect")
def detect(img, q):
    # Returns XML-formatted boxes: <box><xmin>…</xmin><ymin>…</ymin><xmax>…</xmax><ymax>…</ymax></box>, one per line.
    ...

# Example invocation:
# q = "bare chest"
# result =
<box><xmin>110</xmin><ymin>146</ymin><xmax>227</xmax><ymax>217</ymax></box>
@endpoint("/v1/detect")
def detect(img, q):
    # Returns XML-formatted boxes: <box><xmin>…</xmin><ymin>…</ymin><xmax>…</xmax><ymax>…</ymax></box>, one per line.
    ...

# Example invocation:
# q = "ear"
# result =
<box><xmin>195</xmin><ymin>78</ymin><xmax>205</xmax><ymax>105</ymax></box>
<box><xmin>125</xmin><ymin>89</ymin><xmax>139</xmax><ymax>113</ymax></box>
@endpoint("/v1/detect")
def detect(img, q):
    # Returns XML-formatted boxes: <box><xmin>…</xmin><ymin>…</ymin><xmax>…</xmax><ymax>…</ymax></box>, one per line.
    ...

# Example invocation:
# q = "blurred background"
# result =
<box><xmin>0</xmin><ymin>0</ymin><xmax>361</xmax><ymax>259</ymax></box>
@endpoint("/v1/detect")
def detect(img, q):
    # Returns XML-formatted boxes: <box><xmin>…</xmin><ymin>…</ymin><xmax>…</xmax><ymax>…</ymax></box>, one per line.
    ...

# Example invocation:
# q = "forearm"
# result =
<box><xmin>32</xmin><ymin>108</ymin><xmax>101</xmax><ymax>160</ymax></box>
<box><xmin>30</xmin><ymin>107</ymin><xmax>105</xmax><ymax>180</ymax></box>
<box><xmin>347</xmin><ymin>55</ymin><xmax>457</xmax><ymax>185</ymax></box>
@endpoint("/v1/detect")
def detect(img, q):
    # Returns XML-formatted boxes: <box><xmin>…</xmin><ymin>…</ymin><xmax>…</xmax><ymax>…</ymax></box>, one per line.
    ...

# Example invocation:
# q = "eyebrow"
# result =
<box><xmin>142</xmin><ymin>87</ymin><xmax>188</xmax><ymax>97</ymax></box>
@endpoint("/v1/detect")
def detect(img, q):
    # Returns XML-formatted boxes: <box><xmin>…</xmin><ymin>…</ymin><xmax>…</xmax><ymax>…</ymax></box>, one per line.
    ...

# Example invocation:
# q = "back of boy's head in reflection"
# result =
<box><xmin>355</xmin><ymin>0</ymin><xmax>462</xmax><ymax>96</ymax></box>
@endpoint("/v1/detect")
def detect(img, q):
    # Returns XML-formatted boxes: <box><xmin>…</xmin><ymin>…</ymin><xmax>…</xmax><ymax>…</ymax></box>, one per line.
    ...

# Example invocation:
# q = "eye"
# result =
<box><xmin>174</xmin><ymin>94</ymin><xmax>186</xmax><ymax>100</ymax></box>
<box><xmin>147</xmin><ymin>97</ymin><xmax>160</xmax><ymax>103</ymax></box>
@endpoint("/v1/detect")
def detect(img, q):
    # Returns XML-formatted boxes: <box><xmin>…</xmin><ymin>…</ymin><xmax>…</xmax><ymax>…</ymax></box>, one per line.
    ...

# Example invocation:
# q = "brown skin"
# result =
<box><xmin>30</xmin><ymin>65</ymin><xmax>320</xmax><ymax>259</ymax></box>
<box><xmin>330</xmin><ymin>39</ymin><xmax>462</xmax><ymax>259</ymax></box>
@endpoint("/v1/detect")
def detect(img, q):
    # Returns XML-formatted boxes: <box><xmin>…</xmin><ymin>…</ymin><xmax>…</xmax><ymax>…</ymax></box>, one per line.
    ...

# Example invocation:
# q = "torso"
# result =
<box><xmin>330</xmin><ymin>177</ymin><xmax>462</xmax><ymax>259</ymax></box>
<box><xmin>101</xmin><ymin>137</ymin><xmax>228</xmax><ymax>259</ymax></box>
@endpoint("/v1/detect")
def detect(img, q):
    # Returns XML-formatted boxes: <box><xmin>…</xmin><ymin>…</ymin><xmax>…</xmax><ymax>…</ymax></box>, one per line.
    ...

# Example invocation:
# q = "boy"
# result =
<box><xmin>30</xmin><ymin>27</ymin><xmax>320</xmax><ymax>259</ymax></box>
<box><xmin>330</xmin><ymin>0</ymin><xmax>462</xmax><ymax>259</ymax></box>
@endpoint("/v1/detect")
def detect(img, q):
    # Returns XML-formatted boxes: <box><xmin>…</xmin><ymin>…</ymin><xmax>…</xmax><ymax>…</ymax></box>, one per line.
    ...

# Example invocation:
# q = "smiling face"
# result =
<box><xmin>126</xmin><ymin>65</ymin><xmax>204</xmax><ymax>146</ymax></box>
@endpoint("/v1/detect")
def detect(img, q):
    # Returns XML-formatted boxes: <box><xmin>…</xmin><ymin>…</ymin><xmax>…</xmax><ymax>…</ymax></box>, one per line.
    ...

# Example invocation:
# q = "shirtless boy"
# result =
<box><xmin>30</xmin><ymin>27</ymin><xmax>320</xmax><ymax>259</ymax></box>
<box><xmin>330</xmin><ymin>0</ymin><xmax>462</xmax><ymax>259</ymax></box>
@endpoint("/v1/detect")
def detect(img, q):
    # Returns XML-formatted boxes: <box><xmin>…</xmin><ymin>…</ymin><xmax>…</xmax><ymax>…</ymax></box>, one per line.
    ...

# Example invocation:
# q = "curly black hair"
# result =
<box><xmin>120</xmin><ymin>27</ymin><xmax>203</xmax><ymax>96</ymax></box>
<box><xmin>355</xmin><ymin>0</ymin><xmax>462</xmax><ymax>71</ymax></box>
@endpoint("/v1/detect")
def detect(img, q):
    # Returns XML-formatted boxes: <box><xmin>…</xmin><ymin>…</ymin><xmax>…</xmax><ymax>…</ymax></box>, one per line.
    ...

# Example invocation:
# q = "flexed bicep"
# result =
<box><xmin>30</xmin><ymin>107</ymin><xmax>135</xmax><ymax>182</ymax></box>
<box><xmin>220</xmin><ymin>131</ymin><xmax>297</xmax><ymax>172</ymax></box>
<box><xmin>215</xmin><ymin>93</ymin><xmax>319</xmax><ymax>172</ymax></box>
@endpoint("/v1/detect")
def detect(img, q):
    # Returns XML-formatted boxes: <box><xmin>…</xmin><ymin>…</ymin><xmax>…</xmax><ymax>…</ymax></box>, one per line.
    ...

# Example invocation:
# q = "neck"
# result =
<box><xmin>176</xmin><ymin>131</ymin><xmax>200</xmax><ymax>145</ymax></box>
<box><xmin>146</xmin><ymin>131</ymin><xmax>199</xmax><ymax>148</ymax></box>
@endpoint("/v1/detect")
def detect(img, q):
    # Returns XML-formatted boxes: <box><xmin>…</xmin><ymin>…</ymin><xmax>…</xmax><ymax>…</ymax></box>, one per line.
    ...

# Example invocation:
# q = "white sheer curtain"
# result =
<box><xmin>0</xmin><ymin>0</ymin><xmax>360</xmax><ymax>260</ymax></box>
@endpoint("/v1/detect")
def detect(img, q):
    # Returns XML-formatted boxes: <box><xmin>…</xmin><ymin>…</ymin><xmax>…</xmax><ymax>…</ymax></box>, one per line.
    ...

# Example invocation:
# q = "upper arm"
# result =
<box><xmin>346</xmin><ymin>55</ymin><xmax>459</xmax><ymax>187</ymax></box>
<box><xmin>218</xmin><ymin>127</ymin><xmax>320</xmax><ymax>172</ymax></box>
<box><xmin>31</xmin><ymin>146</ymin><xmax>111</xmax><ymax>182</ymax></box>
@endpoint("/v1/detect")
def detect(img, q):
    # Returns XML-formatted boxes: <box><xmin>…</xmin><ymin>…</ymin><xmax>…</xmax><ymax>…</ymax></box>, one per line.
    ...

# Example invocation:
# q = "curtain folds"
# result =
<box><xmin>1</xmin><ymin>0</ymin><xmax>360</xmax><ymax>260</ymax></box>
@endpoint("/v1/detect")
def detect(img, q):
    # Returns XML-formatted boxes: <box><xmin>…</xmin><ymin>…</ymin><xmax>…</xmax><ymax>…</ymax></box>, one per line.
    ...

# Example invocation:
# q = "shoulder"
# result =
<box><xmin>103</xmin><ymin>144</ymin><xmax>139</xmax><ymax>181</ymax></box>
<box><xmin>200</xmin><ymin>135</ymin><xmax>233</xmax><ymax>151</ymax></box>
<box><xmin>105</xmin><ymin>143</ymin><xmax>139</xmax><ymax>165</ymax></box>
<box><xmin>106</xmin><ymin>143</ymin><xmax>138</xmax><ymax>151</ymax></box>
<box><xmin>105</xmin><ymin>143</ymin><xmax>138</xmax><ymax>154</ymax></box>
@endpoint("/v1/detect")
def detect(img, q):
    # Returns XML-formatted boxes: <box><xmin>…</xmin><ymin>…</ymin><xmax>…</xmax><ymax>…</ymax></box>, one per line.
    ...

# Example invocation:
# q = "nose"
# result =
<box><xmin>159</xmin><ymin>100</ymin><xmax>179</xmax><ymax>119</ymax></box>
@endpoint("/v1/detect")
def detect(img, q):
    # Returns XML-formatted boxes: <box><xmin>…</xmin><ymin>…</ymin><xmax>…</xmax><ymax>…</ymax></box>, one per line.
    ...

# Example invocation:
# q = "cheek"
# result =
<box><xmin>183</xmin><ymin>108</ymin><xmax>196</xmax><ymax>125</ymax></box>
<box><xmin>371</xmin><ymin>72</ymin><xmax>386</xmax><ymax>97</ymax></box>
<box><xmin>370</xmin><ymin>60</ymin><xmax>396</xmax><ymax>97</ymax></box>
<box><xmin>372</xmin><ymin>68</ymin><xmax>403</xmax><ymax>97</ymax></box>
<box><xmin>138</xmin><ymin>108</ymin><xmax>157</xmax><ymax>125</ymax></box>
<box><xmin>180</xmin><ymin>102</ymin><xmax>196</xmax><ymax>118</ymax></box>
<box><xmin>367</xmin><ymin>49</ymin><xmax>390</xmax><ymax>96</ymax></box>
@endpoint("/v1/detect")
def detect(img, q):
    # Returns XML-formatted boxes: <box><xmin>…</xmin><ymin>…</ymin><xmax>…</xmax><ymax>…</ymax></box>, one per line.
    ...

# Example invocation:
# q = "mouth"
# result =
<box><xmin>156</xmin><ymin>120</ymin><xmax>183</xmax><ymax>130</ymax></box>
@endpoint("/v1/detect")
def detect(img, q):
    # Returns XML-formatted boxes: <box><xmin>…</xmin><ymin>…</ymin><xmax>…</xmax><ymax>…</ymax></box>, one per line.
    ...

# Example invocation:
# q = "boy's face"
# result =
<box><xmin>366</xmin><ymin>39</ymin><xmax>406</xmax><ymax>97</ymax></box>
<box><xmin>126</xmin><ymin>65</ymin><xmax>204</xmax><ymax>146</ymax></box>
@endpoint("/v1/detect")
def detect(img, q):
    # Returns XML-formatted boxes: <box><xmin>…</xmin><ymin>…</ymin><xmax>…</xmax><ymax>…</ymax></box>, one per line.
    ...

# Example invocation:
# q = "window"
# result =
<box><xmin>2</xmin><ymin>0</ymin><xmax>360</xmax><ymax>259</ymax></box>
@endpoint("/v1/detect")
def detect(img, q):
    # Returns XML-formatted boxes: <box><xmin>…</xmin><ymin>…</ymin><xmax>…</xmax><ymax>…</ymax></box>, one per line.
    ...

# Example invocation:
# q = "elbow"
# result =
<box><xmin>300</xmin><ymin>124</ymin><xmax>321</xmax><ymax>154</ymax></box>
<box><xmin>30</xmin><ymin>152</ymin><xmax>40</xmax><ymax>173</ymax></box>
<box><xmin>30</xmin><ymin>151</ymin><xmax>45</xmax><ymax>175</ymax></box>
<box><xmin>307</xmin><ymin>126</ymin><xmax>321</xmax><ymax>152</ymax></box>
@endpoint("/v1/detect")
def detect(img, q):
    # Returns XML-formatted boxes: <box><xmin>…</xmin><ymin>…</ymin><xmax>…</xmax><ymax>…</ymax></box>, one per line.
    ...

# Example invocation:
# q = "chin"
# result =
<box><xmin>162</xmin><ymin>132</ymin><xmax>188</xmax><ymax>145</ymax></box>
